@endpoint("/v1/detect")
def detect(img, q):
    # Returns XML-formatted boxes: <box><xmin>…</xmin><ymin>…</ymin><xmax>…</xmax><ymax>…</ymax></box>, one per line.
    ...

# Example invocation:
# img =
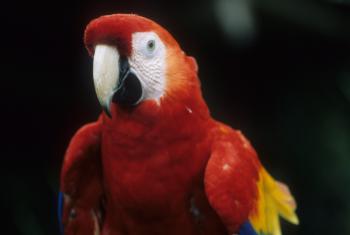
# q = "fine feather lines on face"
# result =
<box><xmin>130</xmin><ymin>32</ymin><xmax>166</xmax><ymax>102</ymax></box>
<box><xmin>129</xmin><ymin>32</ymin><xmax>199</xmax><ymax>104</ymax></box>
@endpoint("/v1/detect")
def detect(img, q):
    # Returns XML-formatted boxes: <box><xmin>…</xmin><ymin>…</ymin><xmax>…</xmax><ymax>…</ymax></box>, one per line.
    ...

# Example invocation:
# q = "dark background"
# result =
<box><xmin>1</xmin><ymin>0</ymin><xmax>350</xmax><ymax>234</ymax></box>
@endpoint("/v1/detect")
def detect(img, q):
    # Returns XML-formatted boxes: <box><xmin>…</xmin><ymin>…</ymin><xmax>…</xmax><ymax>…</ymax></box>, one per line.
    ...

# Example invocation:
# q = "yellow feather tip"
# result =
<box><xmin>249</xmin><ymin>169</ymin><xmax>299</xmax><ymax>235</ymax></box>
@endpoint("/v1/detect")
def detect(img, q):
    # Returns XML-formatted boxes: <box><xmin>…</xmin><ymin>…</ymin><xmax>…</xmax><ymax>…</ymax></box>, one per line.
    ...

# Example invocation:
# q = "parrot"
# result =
<box><xmin>59</xmin><ymin>14</ymin><xmax>299</xmax><ymax>235</ymax></box>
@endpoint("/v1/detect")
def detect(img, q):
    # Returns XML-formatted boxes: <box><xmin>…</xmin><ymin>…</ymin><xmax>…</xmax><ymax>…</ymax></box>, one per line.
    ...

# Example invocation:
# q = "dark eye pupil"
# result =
<box><xmin>148</xmin><ymin>40</ymin><xmax>155</xmax><ymax>50</ymax></box>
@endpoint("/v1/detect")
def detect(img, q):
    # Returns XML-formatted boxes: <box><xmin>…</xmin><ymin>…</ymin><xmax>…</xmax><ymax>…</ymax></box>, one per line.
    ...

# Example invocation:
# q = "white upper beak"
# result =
<box><xmin>93</xmin><ymin>44</ymin><xmax>120</xmax><ymax>114</ymax></box>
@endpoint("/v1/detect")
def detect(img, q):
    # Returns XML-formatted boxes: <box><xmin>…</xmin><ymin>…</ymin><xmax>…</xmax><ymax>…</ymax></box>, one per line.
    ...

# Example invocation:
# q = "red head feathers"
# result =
<box><xmin>84</xmin><ymin>14</ymin><xmax>204</xmax><ymax>119</ymax></box>
<box><xmin>84</xmin><ymin>14</ymin><xmax>180</xmax><ymax>57</ymax></box>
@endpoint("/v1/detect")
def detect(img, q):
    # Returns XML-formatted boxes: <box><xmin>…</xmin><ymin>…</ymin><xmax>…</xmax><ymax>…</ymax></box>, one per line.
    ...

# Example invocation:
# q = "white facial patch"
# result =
<box><xmin>129</xmin><ymin>32</ymin><xmax>166</xmax><ymax>103</ymax></box>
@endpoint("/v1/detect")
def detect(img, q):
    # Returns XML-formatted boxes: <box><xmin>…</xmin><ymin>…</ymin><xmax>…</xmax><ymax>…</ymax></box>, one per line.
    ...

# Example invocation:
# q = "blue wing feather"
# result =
<box><xmin>239</xmin><ymin>221</ymin><xmax>259</xmax><ymax>235</ymax></box>
<box><xmin>58</xmin><ymin>191</ymin><xmax>64</xmax><ymax>234</ymax></box>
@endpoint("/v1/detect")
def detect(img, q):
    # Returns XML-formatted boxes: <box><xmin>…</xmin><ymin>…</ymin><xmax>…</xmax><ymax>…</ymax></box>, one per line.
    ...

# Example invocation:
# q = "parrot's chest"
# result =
<box><xmin>102</xmin><ymin>136</ymin><xmax>208</xmax><ymax>210</ymax></box>
<box><xmin>100</xmin><ymin>130</ymin><xmax>226</xmax><ymax>234</ymax></box>
<box><xmin>98</xmin><ymin>116</ymin><xmax>227</xmax><ymax>234</ymax></box>
<box><xmin>103</xmin><ymin>139</ymin><xmax>225</xmax><ymax>235</ymax></box>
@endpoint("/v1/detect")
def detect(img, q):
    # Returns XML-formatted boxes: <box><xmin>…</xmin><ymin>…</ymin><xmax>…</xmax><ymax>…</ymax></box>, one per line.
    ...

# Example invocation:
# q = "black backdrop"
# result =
<box><xmin>1</xmin><ymin>0</ymin><xmax>350</xmax><ymax>234</ymax></box>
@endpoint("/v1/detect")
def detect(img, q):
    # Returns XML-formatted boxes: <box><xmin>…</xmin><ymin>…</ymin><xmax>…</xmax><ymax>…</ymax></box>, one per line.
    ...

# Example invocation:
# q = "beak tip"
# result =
<box><xmin>104</xmin><ymin>109</ymin><xmax>112</xmax><ymax>118</ymax></box>
<box><xmin>102</xmin><ymin>101</ymin><xmax>112</xmax><ymax>118</ymax></box>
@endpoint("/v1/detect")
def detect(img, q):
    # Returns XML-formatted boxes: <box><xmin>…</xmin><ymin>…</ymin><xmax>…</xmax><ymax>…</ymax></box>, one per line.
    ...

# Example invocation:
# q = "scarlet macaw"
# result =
<box><xmin>59</xmin><ymin>14</ymin><xmax>299</xmax><ymax>235</ymax></box>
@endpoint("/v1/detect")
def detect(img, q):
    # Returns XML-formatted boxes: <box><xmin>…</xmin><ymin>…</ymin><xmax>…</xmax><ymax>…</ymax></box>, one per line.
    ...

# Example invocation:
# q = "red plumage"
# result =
<box><xmin>60</xmin><ymin>14</ymin><xmax>298</xmax><ymax>235</ymax></box>
<box><xmin>60</xmin><ymin>122</ymin><xmax>104</xmax><ymax>235</ymax></box>
<box><xmin>84</xmin><ymin>14</ymin><xmax>179</xmax><ymax>57</ymax></box>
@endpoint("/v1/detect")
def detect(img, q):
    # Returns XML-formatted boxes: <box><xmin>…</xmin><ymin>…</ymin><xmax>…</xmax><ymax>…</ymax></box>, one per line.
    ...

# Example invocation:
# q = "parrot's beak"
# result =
<box><xmin>93</xmin><ymin>44</ymin><xmax>120</xmax><ymax>116</ymax></box>
<box><xmin>93</xmin><ymin>44</ymin><xmax>143</xmax><ymax>117</ymax></box>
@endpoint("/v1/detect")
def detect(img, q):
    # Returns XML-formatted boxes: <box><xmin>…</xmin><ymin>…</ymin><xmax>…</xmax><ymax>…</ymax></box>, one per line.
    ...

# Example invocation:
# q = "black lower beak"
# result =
<box><xmin>112</xmin><ymin>56</ymin><xmax>143</xmax><ymax>106</ymax></box>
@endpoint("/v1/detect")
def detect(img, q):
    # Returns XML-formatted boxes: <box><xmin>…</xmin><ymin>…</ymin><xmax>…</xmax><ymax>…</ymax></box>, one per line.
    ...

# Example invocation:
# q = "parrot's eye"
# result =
<box><xmin>147</xmin><ymin>39</ymin><xmax>156</xmax><ymax>52</ymax></box>
<box><xmin>132</xmin><ymin>32</ymin><xmax>163</xmax><ymax>59</ymax></box>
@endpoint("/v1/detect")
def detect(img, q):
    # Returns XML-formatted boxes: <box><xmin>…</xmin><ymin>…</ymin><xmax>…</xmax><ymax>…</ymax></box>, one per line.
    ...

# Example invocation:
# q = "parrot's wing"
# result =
<box><xmin>204</xmin><ymin>125</ymin><xmax>298</xmax><ymax>235</ymax></box>
<box><xmin>59</xmin><ymin>121</ymin><xmax>103</xmax><ymax>234</ymax></box>
<box><xmin>248</xmin><ymin>169</ymin><xmax>299</xmax><ymax>235</ymax></box>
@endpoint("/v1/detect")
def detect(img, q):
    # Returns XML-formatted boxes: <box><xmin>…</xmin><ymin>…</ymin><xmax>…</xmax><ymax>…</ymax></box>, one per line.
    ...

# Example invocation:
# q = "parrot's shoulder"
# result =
<box><xmin>210</xmin><ymin>121</ymin><xmax>256</xmax><ymax>155</ymax></box>
<box><xmin>63</xmin><ymin>120</ymin><xmax>102</xmax><ymax>162</ymax></box>
<box><xmin>61</xmin><ymin>120</ymin><xmax>102</xmax><ymax>195</ymax></box>
<box><xmin>204</xmin><ymin>121</ymin><xmax>261</xmax><ymax>233</ymax></box>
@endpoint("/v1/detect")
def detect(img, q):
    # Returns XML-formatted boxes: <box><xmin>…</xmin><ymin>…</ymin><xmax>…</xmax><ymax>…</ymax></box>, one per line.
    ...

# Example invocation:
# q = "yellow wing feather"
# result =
<box><xmin>249</xmin><ymin>168</ymin><xmax>299</xmax><ymax>235</ymax></box>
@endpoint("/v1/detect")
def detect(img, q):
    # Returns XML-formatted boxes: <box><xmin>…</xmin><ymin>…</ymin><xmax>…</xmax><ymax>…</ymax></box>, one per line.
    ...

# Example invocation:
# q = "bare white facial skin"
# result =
<box><xmin>92</xmin><ymin>32</ymin><xmax>167</xmax><ymax>114</ymax></box>
<box><xmin>129</xmin><ymin>32</ymin><xmax>166</xmax><ymax>103</ymax></box>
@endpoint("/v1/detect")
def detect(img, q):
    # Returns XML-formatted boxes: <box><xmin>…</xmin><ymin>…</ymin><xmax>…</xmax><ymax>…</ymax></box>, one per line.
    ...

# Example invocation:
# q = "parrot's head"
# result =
<box><xmin>84</xmin><ymin>14</ymin><xmax>205</xmax><ymax>118</ymax></box>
